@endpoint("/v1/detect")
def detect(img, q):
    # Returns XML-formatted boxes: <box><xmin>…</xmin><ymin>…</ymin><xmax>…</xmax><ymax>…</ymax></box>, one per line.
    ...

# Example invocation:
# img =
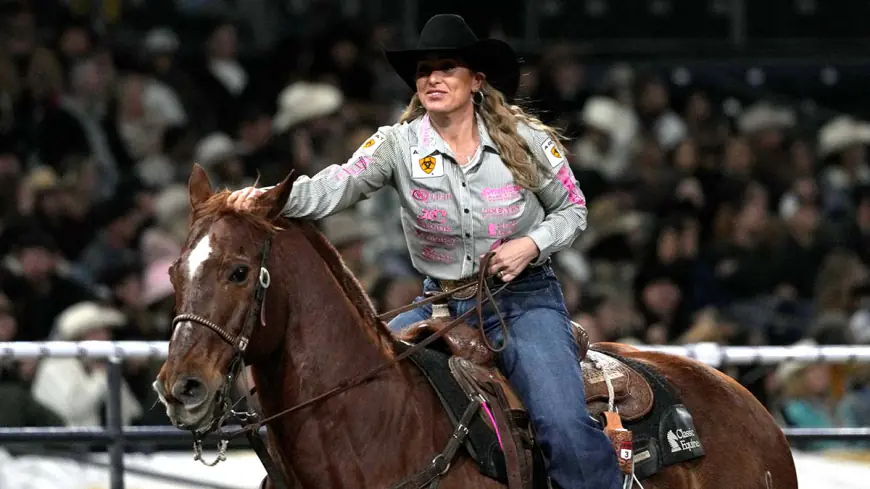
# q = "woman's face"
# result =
<box><xmin>415</xmin><ymin>57</ymin><xmax>483</xmax><ymax>115</ymax></box>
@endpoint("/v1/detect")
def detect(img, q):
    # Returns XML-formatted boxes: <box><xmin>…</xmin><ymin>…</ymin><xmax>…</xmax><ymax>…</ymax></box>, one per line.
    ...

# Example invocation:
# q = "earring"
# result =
<box><xmin>472</xmin><ymin>91</ymin><xmax>484</xmax><ymax>106</ymax></box>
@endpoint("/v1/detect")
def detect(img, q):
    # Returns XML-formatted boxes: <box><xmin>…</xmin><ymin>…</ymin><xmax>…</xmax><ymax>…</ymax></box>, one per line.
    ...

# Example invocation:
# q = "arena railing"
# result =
<box><xmin>2</xmin><ymin>341</ymin><xmax>870</xmax><ymax>489</ymax></box>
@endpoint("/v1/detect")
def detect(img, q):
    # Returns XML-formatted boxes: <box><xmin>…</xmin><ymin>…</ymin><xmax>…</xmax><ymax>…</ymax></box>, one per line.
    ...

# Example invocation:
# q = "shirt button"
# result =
<box><xmin>461</xmin><ymin>182</ymin><xmax>467</xmax><ymax>187</ymax></box>
<box><xmin>464</xmin><ymin>208</ymin><xmax>469</xmax><ymax>214</ymax></box>
<box><xmin>465</xmin><ymin>233</ymin><xmax>471</xmax><ymax>238</ymax></box>
<box><xmin>466</xmin><ymin>255</ymin><xmax>471</xmax><ymax>261</ymax></box>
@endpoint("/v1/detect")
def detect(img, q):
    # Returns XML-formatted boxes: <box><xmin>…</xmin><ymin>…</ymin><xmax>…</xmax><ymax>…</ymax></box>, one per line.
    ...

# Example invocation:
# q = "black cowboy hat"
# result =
<box><xmin>384</xmin><ymin>14</ymin><xmax>520</xmax><ymax>99</ymax></box>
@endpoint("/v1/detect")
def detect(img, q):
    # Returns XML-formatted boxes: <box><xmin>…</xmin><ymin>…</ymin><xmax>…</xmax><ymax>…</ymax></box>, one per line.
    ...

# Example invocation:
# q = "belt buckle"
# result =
<box><xmin>440</xmin><ymin>279</ymin><xmax>478</xmax><ymax>300</ymax></box>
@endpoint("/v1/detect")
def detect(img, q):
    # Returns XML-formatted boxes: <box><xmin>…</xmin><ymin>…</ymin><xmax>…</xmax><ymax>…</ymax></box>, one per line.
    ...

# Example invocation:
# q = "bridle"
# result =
<box><xmin>170</xmin><ymin>237</ymin><xmax>273</xmax><ymax>471</ymax></box>
<box><xmin>170</xmin><ymin>228</ymin><xmax>510</xmax><ymax>489</ymax></box>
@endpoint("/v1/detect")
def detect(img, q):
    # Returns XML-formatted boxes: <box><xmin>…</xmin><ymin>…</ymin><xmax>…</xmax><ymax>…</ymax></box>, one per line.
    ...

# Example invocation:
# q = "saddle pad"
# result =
<box><xmin>589</xmin><ymin>349</ymin><xmax>706</xmax><ymax>480</ymax></box>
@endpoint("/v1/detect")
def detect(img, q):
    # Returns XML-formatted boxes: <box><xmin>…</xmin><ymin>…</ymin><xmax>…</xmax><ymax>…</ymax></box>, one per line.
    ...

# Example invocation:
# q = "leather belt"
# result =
<box><xmin>435</xmin><ymin>262</ymin><xmax>548</xmax><ymax>301</ymax></box>
<box><xmin>438</xmin><ymin>277</ymin><xmax>480</xmax><ymax>300</ymax></box>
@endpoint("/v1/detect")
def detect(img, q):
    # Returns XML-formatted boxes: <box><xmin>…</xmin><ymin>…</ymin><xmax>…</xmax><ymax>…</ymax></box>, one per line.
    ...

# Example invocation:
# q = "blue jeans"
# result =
<box><xmin>388</xmin><ymin>265</ymin><xmax>621</xmax><ymax>489</ymax></box>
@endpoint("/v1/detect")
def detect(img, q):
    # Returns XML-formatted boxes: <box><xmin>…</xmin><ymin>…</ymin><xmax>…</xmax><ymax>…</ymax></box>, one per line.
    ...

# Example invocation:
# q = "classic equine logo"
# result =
<box><xmin>362</xmin><ymin>138</ymin><xmax>376</xmax><ymax>149</ymax></box>
<box><xmin>666</xmin><ymin>428</ymin><xmax>700</xmax><ymax>452</ymax></box>
<box><xmin>419</xmin><ymin>156</ymin><xmax>437</xmax><ymax>174</ymax></box>
<box><xmin>550</xmin><ymin>146</ymin><xmax>562</xmax><ymax>159</ymax></box>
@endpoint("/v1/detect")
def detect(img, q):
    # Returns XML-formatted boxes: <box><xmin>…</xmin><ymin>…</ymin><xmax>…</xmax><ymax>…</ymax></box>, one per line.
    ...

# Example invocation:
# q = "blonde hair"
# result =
<box><xmin>398</xmin><ymin>82</ymin><xmax>563</xmax><ymax>190</ymax></box>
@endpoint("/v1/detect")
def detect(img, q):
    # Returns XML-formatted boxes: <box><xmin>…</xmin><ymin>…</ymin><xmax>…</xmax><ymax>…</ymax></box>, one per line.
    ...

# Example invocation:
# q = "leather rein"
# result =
<box><xmin>170</xmin><ymin>230</ymin><xmax>511</xmax><ymax>488</ymax></box>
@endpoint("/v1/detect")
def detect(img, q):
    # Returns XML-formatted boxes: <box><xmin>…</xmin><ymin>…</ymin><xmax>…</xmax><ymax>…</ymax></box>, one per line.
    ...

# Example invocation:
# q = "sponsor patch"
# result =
<box><xmin>411</xmin><ymin>147</ymin><xmax>444</xmax><ymax>179</ymax></box>
<box><xmin>356</xmin><ymin>132</ymin><xmax>387</xmax><ymax>157</ymax></box>
<box><xmin>541</xmin><ymin>138</ymin><xmax>566</xmax><ymax>167</ymax></box>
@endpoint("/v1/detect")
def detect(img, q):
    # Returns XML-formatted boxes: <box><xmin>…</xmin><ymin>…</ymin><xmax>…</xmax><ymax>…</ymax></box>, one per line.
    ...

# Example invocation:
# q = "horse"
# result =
<box><xmin>155</xmin><ymin>164</ymin><xmax>797</xmax><ymax>489</ymax></box>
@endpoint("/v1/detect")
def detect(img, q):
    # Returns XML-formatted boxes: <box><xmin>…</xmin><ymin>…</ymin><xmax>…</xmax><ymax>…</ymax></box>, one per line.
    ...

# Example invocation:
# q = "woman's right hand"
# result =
<box><xmin>227</xmin><ymin>186</ymin><xmax>267</xmax><ymax>211</ymax></box>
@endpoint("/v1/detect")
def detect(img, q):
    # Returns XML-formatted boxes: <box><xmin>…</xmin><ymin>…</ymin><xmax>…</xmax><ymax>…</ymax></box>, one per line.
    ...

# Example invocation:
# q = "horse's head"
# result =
<box><xmin>154</xmin><ymin>164</ymin><xmax>294</xmax><ymax>432</ymax></box>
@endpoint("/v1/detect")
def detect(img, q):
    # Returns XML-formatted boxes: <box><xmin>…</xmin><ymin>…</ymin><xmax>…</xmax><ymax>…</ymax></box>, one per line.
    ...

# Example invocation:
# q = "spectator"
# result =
<box><xmin>0</xmin><ymin>223</ymin><xmax>94</xmax><ymax>341</ymax></box>
<box><xmin>31</xmin><ymin>301</ymin><xmax>143</xmax><ymax>427</ymax></box>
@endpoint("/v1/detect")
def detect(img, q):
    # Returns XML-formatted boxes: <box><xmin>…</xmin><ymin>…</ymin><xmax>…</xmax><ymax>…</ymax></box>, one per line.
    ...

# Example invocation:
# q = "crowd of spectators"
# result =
<box><xmin>0</xmin><ymin>2</ymin><xmax>867</xmax><ymax>453</ymax></box>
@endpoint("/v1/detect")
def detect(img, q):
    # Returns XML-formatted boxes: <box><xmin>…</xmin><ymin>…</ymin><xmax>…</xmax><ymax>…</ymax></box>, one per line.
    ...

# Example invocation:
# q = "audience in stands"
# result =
<box><xmin>0</xmin><ymin>1</ymin><xmax>866</xmax><ymax>454</ymax></box>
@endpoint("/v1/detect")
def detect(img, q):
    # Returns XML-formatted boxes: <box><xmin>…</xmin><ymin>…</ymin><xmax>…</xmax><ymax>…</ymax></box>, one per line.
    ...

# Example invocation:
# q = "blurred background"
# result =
<box><xmin>0</xmin><ymin>0</ymin><xmax>869</xmax><ymax>486</ymax></box>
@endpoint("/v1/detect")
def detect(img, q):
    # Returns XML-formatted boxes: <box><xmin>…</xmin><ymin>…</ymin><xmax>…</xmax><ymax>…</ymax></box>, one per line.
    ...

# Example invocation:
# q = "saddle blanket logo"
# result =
<box><xmin>666</xmin><ymin>428</ymin><xmax>701</xmax><ymax>453</ymax></box>
<box><xmin>541</xmin><ymin>138</ymin><xmax>566</xmax><ymax>167</ymax></box>
<box><xmin>410</xmin><ymin>147</ymin><xmax>444</xmax><ymax>179</ymax></box>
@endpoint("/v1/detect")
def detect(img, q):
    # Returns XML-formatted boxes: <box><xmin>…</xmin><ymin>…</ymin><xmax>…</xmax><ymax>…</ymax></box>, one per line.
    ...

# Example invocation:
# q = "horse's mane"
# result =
<box><xmin>193</xmin><ymin>189</ymin><xmax>282</xmax><ymax>234</ymax></box>
<box><xmin>293</xmin><ymin>219</ymin><xmax>396</xmax><ymax>356</ymax></box>
<box><xmin>192</xmin><ymin>188</ymin><xmax>395</xmax><ymax>356</ymax></box>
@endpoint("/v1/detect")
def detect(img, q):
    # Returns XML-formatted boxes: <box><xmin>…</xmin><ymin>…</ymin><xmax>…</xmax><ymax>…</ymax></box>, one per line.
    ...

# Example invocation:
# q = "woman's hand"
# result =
<box><xmin>227</xmin><ymin>186</ymin><xmax>267</xmax><ymax>211</ymax></box>
<box><xmin>486</xmin><ymin>237</ymin><xmax>540</xmax><ymax>282</ymax></box>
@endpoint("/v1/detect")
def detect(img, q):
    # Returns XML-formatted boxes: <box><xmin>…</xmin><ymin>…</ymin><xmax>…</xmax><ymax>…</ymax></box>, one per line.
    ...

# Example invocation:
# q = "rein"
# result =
<box><xmin>226</xmin><ymin>251</ymin><xmax>508</xmax><ymax>437</ymax></box>
<box><xmin>171</xmin><ymin>228</ymin><xmax>511</xmax><ymax>488</ymax></box>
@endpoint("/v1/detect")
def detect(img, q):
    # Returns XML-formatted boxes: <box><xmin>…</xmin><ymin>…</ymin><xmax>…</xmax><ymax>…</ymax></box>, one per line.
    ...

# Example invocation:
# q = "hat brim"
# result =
<box><xmin>384</xmin><ymin>39</ymin><xmax>520</xmax><ymax>100</ymax></box>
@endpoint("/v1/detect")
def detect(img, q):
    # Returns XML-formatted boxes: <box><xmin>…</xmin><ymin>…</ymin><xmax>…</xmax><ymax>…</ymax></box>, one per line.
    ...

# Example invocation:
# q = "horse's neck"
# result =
<box><xmin>252</xmin><ymin>277</ymin><xmax>444</xmax><ymax>488</ymax></box>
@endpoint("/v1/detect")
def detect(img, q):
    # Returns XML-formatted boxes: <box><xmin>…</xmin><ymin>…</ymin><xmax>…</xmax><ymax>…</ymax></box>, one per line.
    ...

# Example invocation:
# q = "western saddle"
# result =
<box><xmin>395</xmin><ymin>316</ymin><xmax>654</xmax><ymax>423</ymax></box>
<box><xmin>394</xmin><ymin>300</ymin><xmax>655</xmax><ymax>488</ymax></box>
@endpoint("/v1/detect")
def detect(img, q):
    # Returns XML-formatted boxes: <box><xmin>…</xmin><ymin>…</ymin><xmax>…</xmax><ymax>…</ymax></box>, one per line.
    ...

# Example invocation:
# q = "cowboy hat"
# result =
<box><xmin>817</xmin><ymin>116</ymin><xmax>870</xmax><ymax>158</ymax></box>
<box><xmin>383</xmin><ymin>14</ymin><xmax>520</xmax><ymax>99</ymax></box>
<box><xmin>273</xmin><ymin>81</ymin><xmax>344</xmax><ymax>133</ymax></box>
<box><xmin>53</xmin><ymin>301</ymin><xmax>127</xmax><ymax>341</ymax></box>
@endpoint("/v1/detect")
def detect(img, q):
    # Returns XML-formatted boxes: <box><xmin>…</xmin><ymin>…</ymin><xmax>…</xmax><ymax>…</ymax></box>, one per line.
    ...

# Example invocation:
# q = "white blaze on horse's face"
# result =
<box><xmin>187</xmin><ymin>234</ymin><xmax>213</xmax><ymax>281</ymax></box>
<box><xmin>171</xmin><ymin>233</ymin><xmax>213</xmax><ymax>344</ymax></box>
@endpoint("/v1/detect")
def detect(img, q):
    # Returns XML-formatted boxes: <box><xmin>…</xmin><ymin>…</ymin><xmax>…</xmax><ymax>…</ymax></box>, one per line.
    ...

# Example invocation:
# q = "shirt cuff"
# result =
<box><xmin>525</xmin><ymin>227</ymin><xmax>554</xmax><ymax>267</ymax></box>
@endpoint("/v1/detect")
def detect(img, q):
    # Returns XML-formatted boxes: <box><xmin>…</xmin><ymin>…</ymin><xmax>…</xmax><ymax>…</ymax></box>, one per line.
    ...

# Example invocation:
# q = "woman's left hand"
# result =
<box><xmin>487</xmin><ymin>237</ymin><xmax>540</xmax><ymax>282</ymax></box>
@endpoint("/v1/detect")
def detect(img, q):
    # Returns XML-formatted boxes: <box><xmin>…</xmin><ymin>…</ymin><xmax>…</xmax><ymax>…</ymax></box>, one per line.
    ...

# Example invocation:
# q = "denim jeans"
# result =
<box><xmin>388</xmin><ymin>265</ymin><xmax>621</xmax><ymax>489</ymax></box>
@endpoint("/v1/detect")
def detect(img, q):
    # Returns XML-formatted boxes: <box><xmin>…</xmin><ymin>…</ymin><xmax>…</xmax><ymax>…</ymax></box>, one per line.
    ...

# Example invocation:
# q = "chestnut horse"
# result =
<box><xmin>155</xmin><ymin>165</ymin><xmax>797</xmax><ymax>489</ymax></box>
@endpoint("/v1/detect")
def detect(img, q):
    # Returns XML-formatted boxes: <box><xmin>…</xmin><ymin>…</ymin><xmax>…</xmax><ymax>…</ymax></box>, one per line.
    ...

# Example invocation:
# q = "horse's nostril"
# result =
<box><xmin>171</xmin><ymin>376</ymin><xmax>208</xmax><ymax>407</ymax></box>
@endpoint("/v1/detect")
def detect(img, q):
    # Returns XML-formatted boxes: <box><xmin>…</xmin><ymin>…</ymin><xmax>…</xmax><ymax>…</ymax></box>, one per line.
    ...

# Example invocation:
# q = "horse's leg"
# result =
<box><xmin>596</xmin><ymin>345</ymin><xmax>797</xmax><ymax>489</ymax></box>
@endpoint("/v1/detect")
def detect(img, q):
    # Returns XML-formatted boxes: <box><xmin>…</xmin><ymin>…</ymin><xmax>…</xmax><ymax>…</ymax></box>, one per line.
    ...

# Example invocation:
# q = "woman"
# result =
<box><xmin>228</xmin><ymin>14</ymin><xmax>620</xmax><ymax>489</ymax></box>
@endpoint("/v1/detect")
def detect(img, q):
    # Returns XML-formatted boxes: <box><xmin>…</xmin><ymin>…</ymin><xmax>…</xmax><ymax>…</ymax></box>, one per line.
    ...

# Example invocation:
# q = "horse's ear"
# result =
<box><xmin>264</xmin><ymin>170</ymin><xmax>298</xmax><ymax>221</ymax></box>
<box><xmin>188</xmin><ymin>163</ymin><xmax>213</xmax><ymax>209</ymax></box>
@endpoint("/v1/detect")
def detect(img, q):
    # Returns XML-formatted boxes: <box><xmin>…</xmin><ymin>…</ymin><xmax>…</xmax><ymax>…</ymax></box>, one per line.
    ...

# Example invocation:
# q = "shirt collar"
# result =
<box><xmin>416</xmin><ymin>113</ymin><xmax>500</xmax><ymax>157</ymax></box>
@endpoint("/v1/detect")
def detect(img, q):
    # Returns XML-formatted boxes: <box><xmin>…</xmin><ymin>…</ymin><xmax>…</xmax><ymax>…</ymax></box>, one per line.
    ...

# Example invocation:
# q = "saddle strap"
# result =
<box><xmin>487</xmin><ymin>384</ymin><xmax>530</xmax><ymax>489</ymax></box>
<box><xmin>390</xmin><ymin>398</ymin><xmax>481</xmax><ymax>489</ymax></box>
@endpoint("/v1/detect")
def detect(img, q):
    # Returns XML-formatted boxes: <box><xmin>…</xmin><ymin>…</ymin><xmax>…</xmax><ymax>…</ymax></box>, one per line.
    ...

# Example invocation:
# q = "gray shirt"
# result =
<box><xmin>283</xmin><ymin>114</ymin><xmax>588</xmax><ymax>280</ymax></box>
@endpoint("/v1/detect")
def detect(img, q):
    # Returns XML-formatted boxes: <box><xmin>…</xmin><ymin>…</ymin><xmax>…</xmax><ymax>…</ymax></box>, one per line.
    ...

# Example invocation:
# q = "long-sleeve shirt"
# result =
<box><xmin>283</xmin><ymin>114</ymin><xmax>588</xmax><ymax>280</ymax></box>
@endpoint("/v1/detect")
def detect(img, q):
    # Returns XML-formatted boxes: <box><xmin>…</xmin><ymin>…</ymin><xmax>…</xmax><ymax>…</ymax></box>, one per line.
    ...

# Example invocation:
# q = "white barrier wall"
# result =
<box><xmin>0</xmin><ymin>449</ymin><xmax>868</xmax><ymax>489</ymax></box>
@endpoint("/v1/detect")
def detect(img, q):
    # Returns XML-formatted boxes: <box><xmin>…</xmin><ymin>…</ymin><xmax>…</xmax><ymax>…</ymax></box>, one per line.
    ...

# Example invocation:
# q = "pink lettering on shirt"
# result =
<box><xmin>483</xmin><ymin>204</ymin><xmax>522</xmax><ymax>216</ymax></box>
<box><xmin>417</xmin><ymin>221</ymin><xmax>452</xmax><ymax>233</ymax></box>
<box><xmin>481</xmin><ymin>184</ymin><xmax>522</xmax><ymax>202</ymax></box>
<box><xmin>329</xmin><ymin>156</ymin><xmax>372</xmax><ymax>182</ymax></box>
<box><xmin>414</xmin><ymin>229</ymin><xmax>457</xmax><ymax>246</ymax></box>
<box><xmin>556</xmin><ymin>166</ymin><xmax>586</xmax><ymax>206</ymax></box>
<box><xmin>417</xmin><ymin>208</ymin><xmax>447</xmax><ymax>223</ymax></box>
<box><xmin>347</xmin><ymin>156</ymin><xmax>372</xmax><ymax>176</ymax></box>
<box><xmin>411</xmin><ymin>188</ymin><xmax>451</xmax><ymax>203</ymax></box>
<box><xmin>420</xmin><ymin>114</ymin><xmax>434</xmax><ymax>148</ymax></box>
<box><xmin>488</xmin><ymin>221</ymin><xmax>517</xmax><ymax>237</ymax></box>
<box><xmin>421</xmin><ymin>246</ymin><xmax>454</xmax><ymax>263</ymax></box>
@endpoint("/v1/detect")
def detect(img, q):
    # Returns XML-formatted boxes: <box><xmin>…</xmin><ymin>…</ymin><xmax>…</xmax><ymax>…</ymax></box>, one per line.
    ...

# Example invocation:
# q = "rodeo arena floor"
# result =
<box><xmin>1</xmin><ymin>341</ymin><xmax>869</xmax><ymax>489</ymax></box>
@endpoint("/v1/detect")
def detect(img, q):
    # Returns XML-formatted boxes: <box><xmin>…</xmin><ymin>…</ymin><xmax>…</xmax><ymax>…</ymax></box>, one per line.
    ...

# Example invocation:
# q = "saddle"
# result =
<box><xmin>394</xmin><ymin>318</ymin><xmax>655</xmax><ymax>423</ymax></box>
<box><xmin>395</xmin><ymin>312</ymin><xmax>655</xmax><ymax>488</ymax></box>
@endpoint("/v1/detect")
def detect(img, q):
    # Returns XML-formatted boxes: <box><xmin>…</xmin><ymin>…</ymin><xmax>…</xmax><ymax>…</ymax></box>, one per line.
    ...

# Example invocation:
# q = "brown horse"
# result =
<box><xmin>155</xmin><ymin>165</ymin><xmax>797</xmax><ymax>489</ymax></box>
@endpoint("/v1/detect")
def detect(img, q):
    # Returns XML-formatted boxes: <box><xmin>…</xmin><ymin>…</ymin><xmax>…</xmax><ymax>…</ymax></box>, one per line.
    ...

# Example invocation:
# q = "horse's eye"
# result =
<box><xmin>228</xmin><ymin>265</ymin><xmax>249</xmax><ymax>283</ymax></box>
